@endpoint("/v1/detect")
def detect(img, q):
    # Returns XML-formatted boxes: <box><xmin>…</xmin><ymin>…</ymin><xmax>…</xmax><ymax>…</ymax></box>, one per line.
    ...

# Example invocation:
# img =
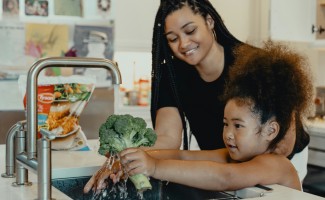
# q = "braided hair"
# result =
<box><xmin>151</xmin><ymin>0</ymin><xmax>242</xmax><ymax>149</ymax></box>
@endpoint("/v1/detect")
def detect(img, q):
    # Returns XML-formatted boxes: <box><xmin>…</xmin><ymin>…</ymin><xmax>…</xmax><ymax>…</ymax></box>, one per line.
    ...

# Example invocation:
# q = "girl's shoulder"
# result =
<box><xmin>251</xmin><ymin>153</ymin><xmax>292</xmax><ymax>167</ymax></box>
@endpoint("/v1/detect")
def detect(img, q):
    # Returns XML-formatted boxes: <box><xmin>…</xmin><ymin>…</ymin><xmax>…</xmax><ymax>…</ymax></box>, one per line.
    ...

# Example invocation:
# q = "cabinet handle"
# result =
<box><xmin>312</xmin><ymin>24</ymin><xmax>325</xmax><ymax>34</ymax></box>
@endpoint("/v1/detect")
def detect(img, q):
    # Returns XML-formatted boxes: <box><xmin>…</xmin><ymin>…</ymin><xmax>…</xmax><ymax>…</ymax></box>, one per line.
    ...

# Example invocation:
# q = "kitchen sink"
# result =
<box><xmin>51</xmin><ymin>176</ymin><xmax>239</xmax><ymax>200</ymax></box>
<box><xmin>52</xmin><ymin>176</ymin><xmax>163</xmax><ymax>200</ymax></box>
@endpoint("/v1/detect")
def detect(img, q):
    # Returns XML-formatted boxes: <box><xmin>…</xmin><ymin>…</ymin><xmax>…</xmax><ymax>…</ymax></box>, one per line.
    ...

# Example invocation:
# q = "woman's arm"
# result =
<box><xmin>122</xmin><ymin>151</ymin><xmax>301</xmax><ymax>191</ymax></box>
<box><xmin>148</xmin><ymin>107</ymin><xmax>183</xmax><ymax>149</ymax></box>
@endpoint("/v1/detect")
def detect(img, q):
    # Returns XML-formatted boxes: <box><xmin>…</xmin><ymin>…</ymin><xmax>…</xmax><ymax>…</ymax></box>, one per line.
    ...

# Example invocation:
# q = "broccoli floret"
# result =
<box><xmin>105</xmin><ymin>114</ymin><xmax>119</xmax><ymax>129</ymax></box>
<box><xmin>98</xmin><ymin>114</ymin><xmax>157</xmax><ymax>191</ymax></box>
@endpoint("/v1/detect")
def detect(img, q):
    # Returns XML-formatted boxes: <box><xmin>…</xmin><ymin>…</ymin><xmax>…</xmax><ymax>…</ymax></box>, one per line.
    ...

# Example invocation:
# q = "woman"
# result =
<box><xmin>149</xmin><ymin>0</ymin><xmax>300</xmax><ymax>154</ymax></box>
<box><xmin>120</xmin><ymin>41</ymin><xmax>313</xmax><ymax>195</ymax></box>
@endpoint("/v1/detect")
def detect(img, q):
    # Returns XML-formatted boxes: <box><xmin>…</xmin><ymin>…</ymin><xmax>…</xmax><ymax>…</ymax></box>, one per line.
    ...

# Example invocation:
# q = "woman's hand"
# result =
<box><xmin>83</xmin><ymin>156</ymin><xmax>124</xmax><ymax>194</ymax></box>
<box><xmin>120</xmin><ymin>148</ymin><xmax>157</xmax><ymax>177</ymax></box>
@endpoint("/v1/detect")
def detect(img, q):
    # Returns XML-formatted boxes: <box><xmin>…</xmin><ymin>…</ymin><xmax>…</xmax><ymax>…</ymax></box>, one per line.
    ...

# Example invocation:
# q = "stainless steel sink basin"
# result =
<box><xmin>52</xmin><ymin>176</ymin><xmax>163</xmax><ymax>200</ymax></box>
<box><xmin>51</xmin><ymin>177</ymin><xmax>238</xmax><ymax>200</ymax></box>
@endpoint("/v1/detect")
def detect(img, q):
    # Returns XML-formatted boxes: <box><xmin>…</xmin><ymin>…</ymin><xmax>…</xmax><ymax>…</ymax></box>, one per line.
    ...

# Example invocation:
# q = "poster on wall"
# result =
<box><xmin>54</xmin><ymin>0</ymin><xmax>82</xmax><ymax>17</ymax></box>
<box><xmin>72</xmin><ymin>24</ymin><xmax>114</xmax><ymax>87</ymax></box>
<box><xmin>2</xmin><ymin>0</ymin><xmax>19</xmax><ymax>19</ymax></box>
<box><xmin>25</xmin><ymin>23</ymin><xmax>69</xmax><ymax>65</ymax></box>
<box><xmin>0</xmin><ymin>22</ymin><xmax>25</xmax><ymax>68</ymax></box>
<box><xmin>83</xmin><ymin>0</ymin><xmax>114</xmax><ymax>20</ymax></box>
<box><xmin>24</xmin><ymin>0</ymin><xmax>48</xmax><ymax>16</ymax></box>
<box><xmin>73</xmin><ymin>25</ymin><xmax>114</xmax><ymax>59</ymax></box>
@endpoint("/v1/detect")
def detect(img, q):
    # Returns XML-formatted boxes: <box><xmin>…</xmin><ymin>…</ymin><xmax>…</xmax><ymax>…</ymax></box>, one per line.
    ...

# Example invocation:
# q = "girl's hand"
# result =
<box><xmin>83</xmin><ymin>156</ymin><xmax>124</xmax><ymax>194</ymax></box>
<box><xmin>83</xmin><ymin>163</ymin><xmax>112</xmax><ymax>194</ymax></box>
<box><xmin>120</xmin><ymin>148</ymin><xmax>157</xmax><ymax>177</ymax></box>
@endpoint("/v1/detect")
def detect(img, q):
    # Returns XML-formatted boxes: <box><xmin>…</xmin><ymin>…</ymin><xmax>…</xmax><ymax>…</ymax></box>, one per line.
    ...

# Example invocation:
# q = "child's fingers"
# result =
<box><xmin>83</xmin><ymin>174</ymin><xmax>96</xmax><ymax>193</ymax></box>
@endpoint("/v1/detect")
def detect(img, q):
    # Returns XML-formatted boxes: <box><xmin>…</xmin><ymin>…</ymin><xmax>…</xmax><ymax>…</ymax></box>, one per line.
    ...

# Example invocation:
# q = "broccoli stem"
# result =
<box><xmin>129</xmin><ymin>173</ymin><xmax>152</xmax><ymax>191</ymax></box>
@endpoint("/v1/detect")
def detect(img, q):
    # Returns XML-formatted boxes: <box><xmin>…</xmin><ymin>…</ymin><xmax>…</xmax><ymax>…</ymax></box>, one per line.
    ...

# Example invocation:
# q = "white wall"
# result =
<box><xmin>114</xmin><ymin>0</ymin><xmax>159</xmax><ymax>52</ymax></box>
<box><xmin>114</xmin><ymin>0</ymin><xmax>260</xmax><ymax>52</ymax></box>
<box><xmin>211</xmin><ymin>0</ymin><xmax>256</xmax><ymax>43</ymax></box>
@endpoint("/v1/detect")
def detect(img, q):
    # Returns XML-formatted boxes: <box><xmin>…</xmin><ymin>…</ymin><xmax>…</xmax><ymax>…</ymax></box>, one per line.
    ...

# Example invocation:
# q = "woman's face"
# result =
<box><xmin>164</xmin><ymin>5</ymin><xmax>215</xmax><ymax>66</ymax></box>
<box><xmin>223</xmin><ymin>99</ymin><xmax>270</xmax><ymax>162</ymax></box>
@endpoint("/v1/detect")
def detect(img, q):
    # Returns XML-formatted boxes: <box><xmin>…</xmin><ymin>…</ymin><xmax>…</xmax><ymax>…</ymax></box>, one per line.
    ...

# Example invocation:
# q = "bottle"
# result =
<box><xmin>138</xmin><ymin>76</ymin><xmax>150</xmax><ymax>106</ymax></box>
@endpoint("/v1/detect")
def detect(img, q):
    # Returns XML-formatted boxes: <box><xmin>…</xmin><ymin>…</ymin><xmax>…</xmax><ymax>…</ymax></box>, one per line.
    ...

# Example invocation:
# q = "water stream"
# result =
<box><xmin>91</xmin><ymin>155</ymin><xmax>148</xmax><ymax>200</ymax></box>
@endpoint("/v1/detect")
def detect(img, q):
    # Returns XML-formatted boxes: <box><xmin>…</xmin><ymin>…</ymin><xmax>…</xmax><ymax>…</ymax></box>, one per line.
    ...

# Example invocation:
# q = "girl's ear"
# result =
<box><xmin>206</xmin><ymin>14</ymin><xmax>215</xmax><ymax>29</ymax></box>
<box><xmin>264</xmin><ymin>121</ymin><xmax>280</xmax><ymax>141</ymax></box>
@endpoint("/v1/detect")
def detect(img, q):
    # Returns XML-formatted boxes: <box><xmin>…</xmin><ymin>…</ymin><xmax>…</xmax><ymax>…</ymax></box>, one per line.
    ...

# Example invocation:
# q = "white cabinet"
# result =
<box><xmin>270</xmin><ymin>0</ymin><xmax>325</xmax><ymax>42</ymax></box>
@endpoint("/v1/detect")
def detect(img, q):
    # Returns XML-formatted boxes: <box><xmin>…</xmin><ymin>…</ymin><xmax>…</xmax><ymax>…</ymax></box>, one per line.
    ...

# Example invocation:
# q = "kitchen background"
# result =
<box><xmin>0</xmin><ymin>0</ymin><xmax>325</xmax><ymax>198</ymax></box>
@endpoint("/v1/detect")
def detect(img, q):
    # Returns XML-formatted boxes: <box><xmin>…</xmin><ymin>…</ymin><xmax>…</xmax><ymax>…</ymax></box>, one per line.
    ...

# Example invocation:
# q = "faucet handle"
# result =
<box><xmin>39</xmin><ymin>129</ymin><xmax>56</xmax><ymax>140</ymax></box>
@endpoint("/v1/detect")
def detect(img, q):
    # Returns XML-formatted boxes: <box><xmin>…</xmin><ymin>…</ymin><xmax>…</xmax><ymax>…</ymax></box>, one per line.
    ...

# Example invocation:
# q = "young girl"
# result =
<box><xmin>119</xmin><ymin>42</ymin><xmax>314</xmax><ymax>192</ymax></box>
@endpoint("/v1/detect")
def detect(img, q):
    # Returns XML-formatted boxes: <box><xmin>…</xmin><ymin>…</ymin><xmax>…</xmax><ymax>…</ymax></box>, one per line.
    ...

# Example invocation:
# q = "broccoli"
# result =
<box><xmin>98</xmin><ymin>114</ymin><xmax>157</xmax><ymax>191</ymax></box>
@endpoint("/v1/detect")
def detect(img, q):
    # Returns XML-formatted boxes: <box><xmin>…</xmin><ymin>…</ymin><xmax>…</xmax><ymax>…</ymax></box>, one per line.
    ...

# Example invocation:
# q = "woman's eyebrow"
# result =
<box><xmin>164</xmin><ymin>22</ymin><xmax>194</xmax><ymax>36</ymax></box>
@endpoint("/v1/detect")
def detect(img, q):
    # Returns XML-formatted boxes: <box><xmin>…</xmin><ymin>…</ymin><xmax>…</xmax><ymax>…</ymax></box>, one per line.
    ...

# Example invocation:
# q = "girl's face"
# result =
<box><xmin>223</xmin><ymin>99</ymin><xmax>270</xmax><ymax>162</ymax></box>
<box><xmin>164</xmin><ymin>5</ymin><xmax>215</xmax><ymax>66</ymax></box>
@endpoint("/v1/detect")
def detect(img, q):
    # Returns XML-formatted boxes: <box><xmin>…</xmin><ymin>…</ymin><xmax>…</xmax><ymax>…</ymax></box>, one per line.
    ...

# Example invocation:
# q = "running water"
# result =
<box><xmin>91</xmin><ymin>154</ymin><xmax>146</xmax><ymax>200</ymax></box>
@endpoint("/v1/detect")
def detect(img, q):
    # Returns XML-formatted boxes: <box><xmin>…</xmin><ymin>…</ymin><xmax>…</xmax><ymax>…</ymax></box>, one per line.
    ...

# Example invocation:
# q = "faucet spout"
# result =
<box><xmin>26</xmin><ymin>57</ymin><xmax>122</xmax><ymax>159</ymax></box>
<box><xmin>22</xmin><ymin>57</ymin><xmax>122</xmax><ymax>199</ymax></box>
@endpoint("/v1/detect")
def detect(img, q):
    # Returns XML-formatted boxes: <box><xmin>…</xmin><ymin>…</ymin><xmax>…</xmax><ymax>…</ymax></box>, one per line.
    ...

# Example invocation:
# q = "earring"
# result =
<box><xmin>212</xmin><ymin>29</ymin><xmax>217</xmax><ymax>39</ymax></box>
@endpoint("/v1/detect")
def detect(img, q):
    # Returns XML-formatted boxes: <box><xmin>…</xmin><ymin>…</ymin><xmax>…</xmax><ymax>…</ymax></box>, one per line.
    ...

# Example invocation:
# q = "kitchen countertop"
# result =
<box><xmin>0</xmin><ymin>140</ymin><xmax>324</xmax><ymax>200</ymax></box>
<box><xmin>0</xmin><ymin>140</ymin><xmax>105</xmax><ymax>200</ymax></box>
<box><xmin>305</xmin><ymin>118</ymin><xmax>325</xmax><ymax>168</ymax></box>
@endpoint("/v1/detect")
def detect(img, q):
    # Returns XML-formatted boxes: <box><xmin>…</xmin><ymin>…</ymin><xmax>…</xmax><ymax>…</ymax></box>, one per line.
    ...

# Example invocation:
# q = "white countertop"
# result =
<box><xmin>0</xmin><ymin>139</ymin><xmax>105</xmax><ymax>200</ymax></box>
<box><xmin>0</xmin><ymin>139</ymin><xmax>324</xmax><ymax>200</ymax></box>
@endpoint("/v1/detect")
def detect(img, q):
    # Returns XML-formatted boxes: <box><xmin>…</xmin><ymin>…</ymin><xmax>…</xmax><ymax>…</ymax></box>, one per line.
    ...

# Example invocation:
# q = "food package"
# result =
<box><xmin>18</xmin><ymin>75</ymin><xmax>96</xmax><ymax>151</ymax></box>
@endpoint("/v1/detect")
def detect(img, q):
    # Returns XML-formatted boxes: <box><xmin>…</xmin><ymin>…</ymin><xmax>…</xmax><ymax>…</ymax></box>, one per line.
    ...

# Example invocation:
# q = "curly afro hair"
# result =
<box><xmin>224</xmin><ymin>41</ymin><xmax>314</xmax><ymax>151</ymax></box>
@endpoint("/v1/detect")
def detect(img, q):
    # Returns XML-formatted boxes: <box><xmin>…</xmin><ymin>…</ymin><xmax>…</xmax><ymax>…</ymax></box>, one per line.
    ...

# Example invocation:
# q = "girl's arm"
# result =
<box><xmin>146</xmin><ymin>148</ymin><xmax>229</xmax><ymax>163</ymax></box>
<box><xmin>121</xmin><ymin>151</ymin><xmax>301</xmax><ymax>191</ymax></box>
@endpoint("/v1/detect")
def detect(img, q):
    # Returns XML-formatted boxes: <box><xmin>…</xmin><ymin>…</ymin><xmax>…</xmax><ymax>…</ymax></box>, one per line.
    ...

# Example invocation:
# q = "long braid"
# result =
<box><xmin>151</xmin><ymin>6</ymin><xmax>163</xmax><ymax>128</ymax></box>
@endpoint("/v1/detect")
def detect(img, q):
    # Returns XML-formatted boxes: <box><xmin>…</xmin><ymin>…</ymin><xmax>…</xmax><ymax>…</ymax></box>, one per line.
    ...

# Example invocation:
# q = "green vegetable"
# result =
<box><xmin>98</xmin><ymin>114</ymin><xmax>157</xmax><ymax>191</ymax></box>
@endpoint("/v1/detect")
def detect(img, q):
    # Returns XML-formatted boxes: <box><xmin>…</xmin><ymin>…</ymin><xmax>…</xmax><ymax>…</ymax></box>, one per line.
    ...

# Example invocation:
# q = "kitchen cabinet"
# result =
<box><xmin>270</xmin><ymin>0</ymin><xmax>325</xmax><ymax>43</ymax></box>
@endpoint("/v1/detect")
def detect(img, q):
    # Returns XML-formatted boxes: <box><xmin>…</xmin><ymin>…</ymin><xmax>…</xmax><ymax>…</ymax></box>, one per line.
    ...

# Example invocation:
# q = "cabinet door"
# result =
<box><xmin>270</xmin><ymin>0</ymin><xmax>315</xmax><ymax>42</ymax></box>
<box><xmin>316</xmin><ymin>0</ymin><xmax>325</xmax><ymax>39</ymax></box>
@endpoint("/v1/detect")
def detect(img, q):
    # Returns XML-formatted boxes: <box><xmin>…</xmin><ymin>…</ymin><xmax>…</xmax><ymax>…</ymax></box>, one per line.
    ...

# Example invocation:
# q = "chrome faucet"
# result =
<box><xmin>1</xmin><ymin>120</ymin><xmax>27</xmax><ymax>178</ymax></box>
<box><xmin>2</xmin><ymin>57</ymin><xmax>122</xmax><ymax>200</ymax></box>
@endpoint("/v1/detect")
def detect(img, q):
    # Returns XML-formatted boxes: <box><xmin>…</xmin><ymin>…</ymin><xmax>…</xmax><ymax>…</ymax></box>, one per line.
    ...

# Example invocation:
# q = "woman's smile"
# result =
<box><xmin>183</xmin><ymin>45</ymin><xmax>199</xmax><ymax>56</ymax></box>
